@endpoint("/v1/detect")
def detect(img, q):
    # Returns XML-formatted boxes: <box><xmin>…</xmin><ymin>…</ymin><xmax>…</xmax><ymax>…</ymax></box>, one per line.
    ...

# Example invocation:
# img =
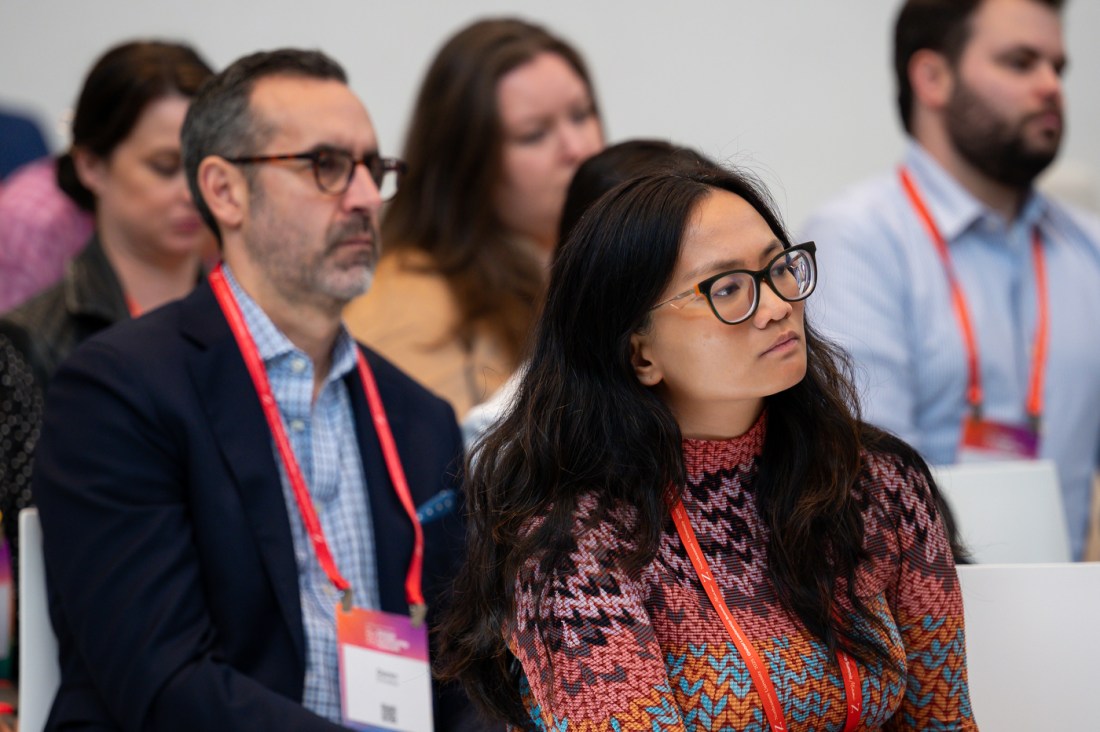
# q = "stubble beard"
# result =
<box><xmin>945</xmin><ymin>81</ymin><xmax>1062</xmax><ymax>190</ymax></box>
<box><xmin>245</xmin><ymin>178</ymin><xmax>378</xmax><ymax>310</ymax></box>
<box><xmin>317</xmin><ymin>213</ymin><xmax>378</xmax><ymax>304</ymax></box>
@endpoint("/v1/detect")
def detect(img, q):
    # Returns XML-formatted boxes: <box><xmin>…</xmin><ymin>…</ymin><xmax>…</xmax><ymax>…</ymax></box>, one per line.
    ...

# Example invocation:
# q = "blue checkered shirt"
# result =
<box><xmin>224</xmin><ymin>267</ymin><xmax>380</xmax><ymax>721</ymax></box>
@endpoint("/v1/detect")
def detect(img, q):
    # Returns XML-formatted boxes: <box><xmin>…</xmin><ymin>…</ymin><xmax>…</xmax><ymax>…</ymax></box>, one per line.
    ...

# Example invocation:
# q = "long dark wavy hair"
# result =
<box><xmin>437</xmin><ymin>167</ymin><xmax>961</xmax><ymax>724</ymax></box>
<box><xmin>381</xmin><ymin>18</ymin><xmax>600</xmax><ymax>365</ymax></box>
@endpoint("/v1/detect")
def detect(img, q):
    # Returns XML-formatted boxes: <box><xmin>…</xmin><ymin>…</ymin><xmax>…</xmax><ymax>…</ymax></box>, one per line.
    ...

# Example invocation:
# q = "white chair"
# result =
<box><xmin>19</xmin><ymin>507</ymin><xmax>59</xmax><ymax>732</ymax></box>
<box><xmin>958</xmin><ymin>563</ymin><xmax>1100</xmax><ymax>729</ymax></box>
<box><xmin>931</xmin><ymin>459</ymin><xmax>1071</xmax><ymax>563</ymax></box>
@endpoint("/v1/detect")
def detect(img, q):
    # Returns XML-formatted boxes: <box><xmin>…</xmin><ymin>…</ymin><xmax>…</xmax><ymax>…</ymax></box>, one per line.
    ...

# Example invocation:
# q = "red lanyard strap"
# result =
<box><xmin>898</xmin><ymin>168</ymin><xmax>1048</xmax><ymax>424</ymax></box>
<box><xmin>670</xmin><ymin>499</ymin><xmax>861</xmax><ymax>732</ymax></box>
<box><xmin>209</xmin><ymin>266</ymin><xmax>424</xmax><ymax>618</ymax></box>
<box><xmin>1027</xmin><ymin>236</ymin><xmax>1049</xmax><ymax>427</ymax></box>
<box><xmin>899</xmin><ymin>168</ymin><xmax>983</xmax><ymax>413</ymax></box>
<box><xmin>355</xmin><ymin>353</ymin><xmax>427</xmax><ymax>621</ymax></box>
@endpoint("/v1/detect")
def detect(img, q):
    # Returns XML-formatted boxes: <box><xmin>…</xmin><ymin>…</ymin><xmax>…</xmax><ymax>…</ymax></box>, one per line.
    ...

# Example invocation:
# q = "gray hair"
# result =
<box><xmin>181</xmin><ymin>48</ymin><xmax>347</xmax><ymax>242</ymax></box>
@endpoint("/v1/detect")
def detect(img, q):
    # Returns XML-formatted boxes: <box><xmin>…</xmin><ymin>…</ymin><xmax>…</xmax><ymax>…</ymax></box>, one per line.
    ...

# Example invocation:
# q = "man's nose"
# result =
<box><xmin>1036</xmin><ymin>60</ymin><xmax>1063</xmax><ymax>101</ymax></box>
<box><xmin>343</xmin><ymin>162</ymin><xmax>383</xmax><ymax>214</ymax></box>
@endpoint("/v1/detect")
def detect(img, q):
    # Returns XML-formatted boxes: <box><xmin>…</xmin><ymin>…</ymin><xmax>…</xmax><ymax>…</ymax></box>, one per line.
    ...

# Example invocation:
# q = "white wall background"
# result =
<box><xmin>2</xmin><ymin>0</ymin><xmax>1097</xmax><ymax>228</ymax></box>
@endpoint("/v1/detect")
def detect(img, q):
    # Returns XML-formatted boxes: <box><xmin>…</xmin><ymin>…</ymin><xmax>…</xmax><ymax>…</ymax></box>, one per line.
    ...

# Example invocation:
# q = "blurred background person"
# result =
<box><xmin>0</xmin><ymin>155</ymin><xmax>95</xmax><ymax>313</ymax></box>
<box><xmin>461</xmin><ymin>138</ymin><xmax>717</xmax><ymax>446</ymax></box>
<box><xmin>0</xmin><ymin>106</ymin><xmax>49</xmax><ymax>180</ymax></box>
<box><xmin>0</xmin><ymin>41</ymin><xmax>214</xmax><ymax>663</ymax></box>
<box><xmin>439</xmin><ymin>167</ymin><xmax>973</xmax><ymax>729</ymax></box>
<box><xmin>344</xmin><ymin>17</ymin><xmax>604</xmax><ymax>417</ymax></box>
<box><xmin>802</xmin><ymin>0</ymin><xmax>1100</xmax><ymax>560</ymax></box>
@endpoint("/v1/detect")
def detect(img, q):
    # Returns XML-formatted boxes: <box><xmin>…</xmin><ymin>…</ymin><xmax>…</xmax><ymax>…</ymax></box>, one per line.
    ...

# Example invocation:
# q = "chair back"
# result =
<box><xmin>19</xmin><ymin>507</ymin><xmax>59</xmax><ymax>732</ymax></box>
<box><xmin>932</xmin><ymin>459</ymin><xmax>1070</xmax><ymax>563</ymax></box>
<box><xmin>958</xmin><ymin>562</ymin><xmax>1100</xmax><ymax>728</ymax></box>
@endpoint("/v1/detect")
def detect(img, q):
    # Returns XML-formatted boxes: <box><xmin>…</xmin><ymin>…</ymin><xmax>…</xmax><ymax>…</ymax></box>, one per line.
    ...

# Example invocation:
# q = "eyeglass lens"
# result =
<box><xmin>314</xmin><ymin>150</ymin><xmax>399</xmax><ymax>199</ymax></box>
<box><xmin>708</xmin><ymin>248</ymin><xmax>816</xmax><ymax>323</ymax></box>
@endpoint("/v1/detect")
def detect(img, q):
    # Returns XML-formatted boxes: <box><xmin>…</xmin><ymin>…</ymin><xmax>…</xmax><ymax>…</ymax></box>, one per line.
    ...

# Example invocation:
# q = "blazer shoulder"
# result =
<box><xmin>358</xmin><ymin>342</ymin><xmax>457</xmax><ymax>418</ymax></box>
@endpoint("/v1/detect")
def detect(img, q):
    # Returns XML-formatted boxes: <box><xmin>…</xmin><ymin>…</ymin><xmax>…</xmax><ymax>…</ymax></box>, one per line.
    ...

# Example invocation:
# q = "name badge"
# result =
<box><xmin>958</xmin><ymin>415</ymin><xmax>1039</xmax><ymax>462</ymax></box>
<box><xmin>337</xmin><ymin>606</ymin><xmax>434</xmax><ymax>732</ymax></box>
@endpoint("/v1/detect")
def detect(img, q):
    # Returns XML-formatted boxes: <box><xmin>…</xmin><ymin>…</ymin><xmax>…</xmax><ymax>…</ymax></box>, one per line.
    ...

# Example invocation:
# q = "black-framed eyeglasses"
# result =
<box><xmin>652</xmin><ymin>241</ymin><xmax>817</xmax><ymax>325</ymax></box>
<box><xmin>225</xmin><ymin>148</ymin><xmax>406</xmax><ymax>200</ymax></box>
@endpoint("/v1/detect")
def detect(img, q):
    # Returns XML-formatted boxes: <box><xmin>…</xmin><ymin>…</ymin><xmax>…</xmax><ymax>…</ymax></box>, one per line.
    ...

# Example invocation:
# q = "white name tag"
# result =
<box><xmin>337</xmin><ymin>607</ymin><xmax>434</xmax><ymax>732</ymax></box>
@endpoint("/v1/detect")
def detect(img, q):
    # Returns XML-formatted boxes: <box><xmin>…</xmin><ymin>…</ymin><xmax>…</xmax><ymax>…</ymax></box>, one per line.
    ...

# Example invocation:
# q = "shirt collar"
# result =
<box><xmin>221</xmin><ymin>264</ymin><xmax>358</xmax><ymax>382</ymax></box>
<box><xmin>903</xmin><ymin>140</ymin><xmax>1051</xmax><ymax>243</ymax></box>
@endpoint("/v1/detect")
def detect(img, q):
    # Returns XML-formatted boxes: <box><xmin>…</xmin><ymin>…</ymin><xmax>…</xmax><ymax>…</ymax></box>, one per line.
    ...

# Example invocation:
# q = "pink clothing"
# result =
<box><xmin>0</xmin><ymin>158</ymin><xmax>95</xmax><ymax>312</ymax></box>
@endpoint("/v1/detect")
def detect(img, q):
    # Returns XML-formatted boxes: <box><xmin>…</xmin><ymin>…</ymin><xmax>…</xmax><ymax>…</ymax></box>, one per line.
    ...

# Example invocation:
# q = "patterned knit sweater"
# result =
<box><xmin>509</xmin><ymin>415</ymin><xmax>976</xmax><ymax>730</ymax></box>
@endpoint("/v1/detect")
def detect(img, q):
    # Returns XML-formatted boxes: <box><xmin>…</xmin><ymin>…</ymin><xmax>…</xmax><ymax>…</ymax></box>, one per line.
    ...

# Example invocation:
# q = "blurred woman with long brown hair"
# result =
<box><xmin>344</xmin><ymin>18</ymin><xmax>604</xmax><ymax>416</ymax></box>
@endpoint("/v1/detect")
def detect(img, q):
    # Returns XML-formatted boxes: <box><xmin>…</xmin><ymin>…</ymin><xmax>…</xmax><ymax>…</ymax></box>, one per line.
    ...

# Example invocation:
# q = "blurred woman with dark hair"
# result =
<box><xmin>344</xmin><ymin>18</ymin><xmax>604</xmax><ymax>416</ymax></box>
<box><xmin>439</xmin><ymin>167</ymin><xmax>975</xmax><ymax>730</ymax></box>
<box><xmin>461</xmin><ymin>138</ymin><xmax>717</xmax><ymax>445</ymax></box>
<box><xmin>0</xmin><ymin>40</ymin><xmax>214</xmax><ymax>614</ymax></box>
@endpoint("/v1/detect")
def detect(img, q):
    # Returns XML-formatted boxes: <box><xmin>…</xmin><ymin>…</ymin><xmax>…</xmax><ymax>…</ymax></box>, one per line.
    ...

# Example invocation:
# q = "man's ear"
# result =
<box><xmin>197</xmin><ymin>156</ymin><xmax>248</xmax><ymax>233</ymax></box>
<box><xmin>909</xmin><ymin>48</ymin><xmax>955</xmax><ymax>111</ymax></box>
<box><xmin>629</xmin><ymin>331</ymin><xmax>663</xmax><ymax>387</ymax></box>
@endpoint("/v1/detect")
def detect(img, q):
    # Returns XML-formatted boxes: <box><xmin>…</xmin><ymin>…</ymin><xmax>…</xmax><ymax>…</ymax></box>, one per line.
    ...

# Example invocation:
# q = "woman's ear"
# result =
<box><xmin>629</xmin><ymin>331</ymin><xmax>663</xmax><ymax>387</ymax></box>
<box><xmin>72</xmin><ymin>146</ymin><xmax>108</xmax><ymax>199</ymax></box>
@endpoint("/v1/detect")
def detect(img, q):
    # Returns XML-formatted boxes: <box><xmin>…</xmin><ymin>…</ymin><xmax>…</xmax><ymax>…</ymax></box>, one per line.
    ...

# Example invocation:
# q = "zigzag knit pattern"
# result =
<box><xmin>509</xmin><ymin>414</ymin><xmax>976</xmax><ymax>731</ymax></box>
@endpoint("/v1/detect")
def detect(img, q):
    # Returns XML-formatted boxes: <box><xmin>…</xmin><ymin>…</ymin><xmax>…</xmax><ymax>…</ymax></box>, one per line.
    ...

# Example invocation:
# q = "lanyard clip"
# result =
<box><xmin>409</xmin><ymin>603</ymin><xmax>427</xmax><ymax>628</ymax></box>
<box><xmin>1028</xmin><ymin>413</ymin><xmax>1042</xmax><ymax>435</ymax></box>
<box><xmin>340</xmin><ymin>588</ymin><xmax>353</xmax><ymax>613</ymax></box>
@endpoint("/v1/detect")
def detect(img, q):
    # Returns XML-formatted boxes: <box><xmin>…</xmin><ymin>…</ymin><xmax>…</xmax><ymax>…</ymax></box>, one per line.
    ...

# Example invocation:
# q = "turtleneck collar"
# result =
<box><xmin>681</xmin><ymin>408</ymin><xmax>767</xmax><ymax>479</ymax></box>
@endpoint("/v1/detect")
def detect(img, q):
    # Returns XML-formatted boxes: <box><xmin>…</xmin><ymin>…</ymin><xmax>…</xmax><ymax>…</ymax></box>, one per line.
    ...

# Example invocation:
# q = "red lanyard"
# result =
<box><xmin>899</xmin><ymin>168</ymin><xmax>1049</xmax><ymax>426</ymax></box>
<box><xmin>670</xmin><ymin>499</ymin><xmax>861</xmax><ymax>732</ymax></box>
<box><xmin>209</xmin><ymin>265</ymin><xmax>426</xmax><ymax>619</ymax></box>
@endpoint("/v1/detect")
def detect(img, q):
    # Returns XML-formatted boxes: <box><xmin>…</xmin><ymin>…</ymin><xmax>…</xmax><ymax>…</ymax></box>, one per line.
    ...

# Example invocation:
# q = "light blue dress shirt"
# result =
<box><xmin>224</xmin><ymin>266</ymin><xmax>380</xmax><ymax>721</ymax></box>
<box><xmin>802</xmin><ymin>142</ymin><xmax>1100</xmax><ymax>559</ymax></box>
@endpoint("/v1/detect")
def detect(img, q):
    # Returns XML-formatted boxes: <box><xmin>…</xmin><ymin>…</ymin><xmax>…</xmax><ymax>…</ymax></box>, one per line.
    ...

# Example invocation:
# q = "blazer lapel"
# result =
<box><xmin>180</xmin><ymin>283</ymin><xmax>305</xmax><ymax>661</ymax></box>
<box><xmin>347</xmin><ymin>351</ymin><xmax>414</xmax><ymax>616</ymax></box>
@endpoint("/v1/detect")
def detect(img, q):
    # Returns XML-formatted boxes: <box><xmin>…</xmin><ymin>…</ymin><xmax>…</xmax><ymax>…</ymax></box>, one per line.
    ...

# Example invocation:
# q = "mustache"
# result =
<box><xmin>328</xmin><ymin>214</ymin><xmax>377</xmax><ymax>244</ymax></box>
<box><xmin>1025</xmin><ymin>101</ymin><xmax>1063</xmax><ymax>122</ymax></box>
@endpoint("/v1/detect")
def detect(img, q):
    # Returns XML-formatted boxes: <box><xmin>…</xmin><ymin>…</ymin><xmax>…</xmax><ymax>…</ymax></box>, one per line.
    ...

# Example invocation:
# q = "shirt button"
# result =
<box><xmin>291</xmin><ymin>358</ymin><xmax>307</xmax><ymax>373</ymax></box>
<box><xmin>290</xmin><ymin>419</ymin><xmax>306</xmax><ymax>432</ymax></box>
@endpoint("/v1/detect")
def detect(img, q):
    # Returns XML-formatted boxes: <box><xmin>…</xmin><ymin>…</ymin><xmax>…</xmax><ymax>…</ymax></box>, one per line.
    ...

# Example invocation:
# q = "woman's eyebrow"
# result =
<box><xmin>682</xmin><ymin>240</ymin><xmax>783</xmax><ymax>281</ymax></box>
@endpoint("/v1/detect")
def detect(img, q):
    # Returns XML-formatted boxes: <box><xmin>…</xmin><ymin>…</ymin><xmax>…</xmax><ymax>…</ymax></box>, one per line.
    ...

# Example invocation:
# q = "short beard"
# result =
<box><xmin>245</xmin><ymin>187</ymin><xmax>378</xmax><ymax>311</ymax></box>
<box><xmin>945</xmin><ymin>82</ymin><xmax>1060</xmax><ymax>190</ymax></box>
<box><xmin>318</xmin><ymin>261</ymin><xmax>373</xmax><ymax>304</ymax></box>
<box><xmin>317</xmin><ymin>213</ymin><xmax>378</xmax><ymax>302</ymax></box>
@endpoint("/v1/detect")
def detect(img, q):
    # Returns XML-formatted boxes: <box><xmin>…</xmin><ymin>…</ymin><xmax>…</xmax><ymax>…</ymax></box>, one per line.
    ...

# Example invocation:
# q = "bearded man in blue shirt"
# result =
<box><xmin>803</xmin><ymin>0</ymin><xmax>1100</xmax><ymax>559</ymax></box>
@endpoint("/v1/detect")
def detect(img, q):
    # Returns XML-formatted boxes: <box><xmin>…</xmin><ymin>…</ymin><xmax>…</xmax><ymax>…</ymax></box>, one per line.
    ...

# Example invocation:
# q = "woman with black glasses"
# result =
<box><xmin>438</xmin><ymin>167</ymin><xmax>976</xmax><ymax>730</ymax></box>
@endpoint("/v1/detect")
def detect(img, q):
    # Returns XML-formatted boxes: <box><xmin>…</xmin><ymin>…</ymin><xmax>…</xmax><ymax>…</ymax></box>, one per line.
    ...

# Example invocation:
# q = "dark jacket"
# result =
<box><xmin>0</xmin><ymin>236</ymin><xmax>127</xmax><ymax>586</ymax></box>
<box><xmin>0</xmin><ymin>235</ymin><xmax>128</xmax><ymax>388</ymax></box>
<box><xmin>33</xmin><ymin>280</ymin><xmax>479</xmax><ymax>731</ymax></box>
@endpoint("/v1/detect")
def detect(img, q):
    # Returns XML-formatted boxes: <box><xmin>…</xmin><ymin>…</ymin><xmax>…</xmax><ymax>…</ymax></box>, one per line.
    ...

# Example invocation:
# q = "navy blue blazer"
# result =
<box><xmin>33</xmin><ymin>282</ymin><xmax>475</xmax><ymax>731</ymax></box>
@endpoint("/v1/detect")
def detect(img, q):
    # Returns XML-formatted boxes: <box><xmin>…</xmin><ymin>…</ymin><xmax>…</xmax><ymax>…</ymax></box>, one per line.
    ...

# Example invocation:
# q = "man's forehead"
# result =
<box><xmin>968</xmin><ymin>0</ymin><xmax>1064</xmax><ymax>52</ymax></box>
<box><xmin>249</xmin><ymin>74</ymin><xmax>377</xmax><ymax>151</ymax></box>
